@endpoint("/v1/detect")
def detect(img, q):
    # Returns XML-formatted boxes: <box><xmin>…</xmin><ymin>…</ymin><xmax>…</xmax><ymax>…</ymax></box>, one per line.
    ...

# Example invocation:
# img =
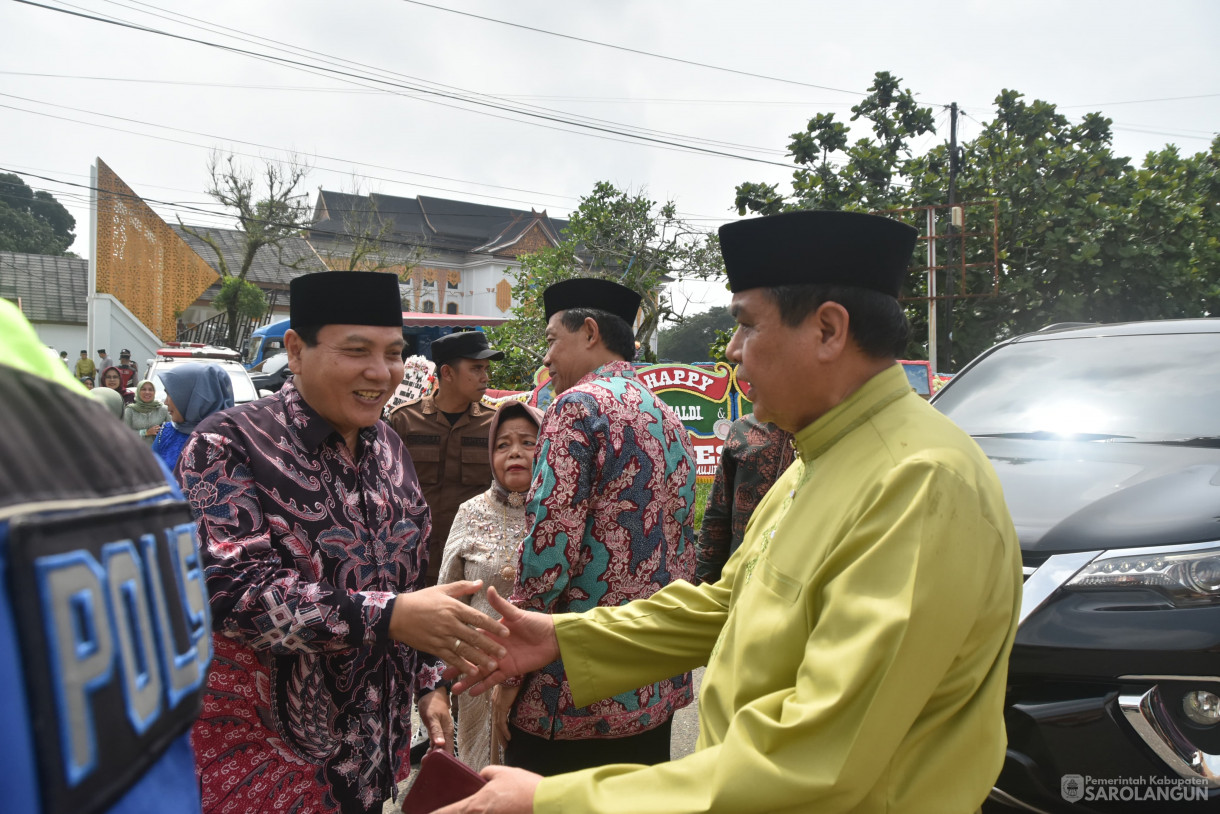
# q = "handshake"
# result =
<box><xmin>386</xmin><ymin>582</ymin><xmax>559</xmax><ymax>695</ymax></box>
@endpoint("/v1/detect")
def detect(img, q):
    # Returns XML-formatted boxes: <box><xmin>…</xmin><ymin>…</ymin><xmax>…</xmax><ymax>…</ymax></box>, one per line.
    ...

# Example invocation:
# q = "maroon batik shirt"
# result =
<box><xmin>177</xmin><ymin>380</ymin><xmax>442</xmax><ymax>813</ymax></box>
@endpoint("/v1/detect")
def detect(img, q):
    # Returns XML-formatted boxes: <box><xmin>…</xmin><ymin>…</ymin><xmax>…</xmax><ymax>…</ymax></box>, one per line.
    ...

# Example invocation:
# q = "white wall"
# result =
<box><xmin>31</xmin><ymin>323</ymin><xmax>87</xmax><ymax>361</ymax></box>
<box><xmin>464</xmin><ymin>262</ymin><xmax>517</xmax><ymax>317</ymax></box>
<box><xmin>89</xmin><ymin>294</ymin><xmax>162</xmax><ymax>378</ymax></box>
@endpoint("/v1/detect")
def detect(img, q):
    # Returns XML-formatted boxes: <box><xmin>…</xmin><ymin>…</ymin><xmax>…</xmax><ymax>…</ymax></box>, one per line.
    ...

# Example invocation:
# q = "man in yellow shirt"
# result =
<box><xmin>74</xmin><ymin>348</ymin><xmax>96</xmax><ymax>380</ymax></box>
<box><xmin>441</xmin><ymin>210</ymin><xmax>1022</xmax><ymax>814</ymax></box>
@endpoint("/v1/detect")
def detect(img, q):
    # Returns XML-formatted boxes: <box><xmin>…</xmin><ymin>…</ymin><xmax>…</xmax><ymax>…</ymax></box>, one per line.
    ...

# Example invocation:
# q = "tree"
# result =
<box><xmin>179</xmin><ymin>153</ymin><xmax>313</xmax><ymax>349</ymax></box>
<box><xmin>0</xmin><ymin>172</ymin><xmax>76</xmax><ymax>255</ymax></box>
<box><xmin>311</xmin><ymin>184</ymin><xmax>428</xmax><ymax>285</ymax></box>
<box><xmin>485</xmin><ymin>181</ymin><xmax>723</xmax><ymax>389</ymax></box>
<box><xmin>904</xmin><ymin>95</ymin><xmax>1218</xmax><ymax>366</ymax></box>
<box><xmin>658</xmin><ymin>306</ymin><xmax>736</xmax><ymax>362</ymax></box>
<box><xmin>736</xmin><ymin>72</ymin><xmax>1220</xmax><ymax>369</ymax></box>
<box><xmin>735</xmin><ymin>71</ymin><xmax>935</xmax><ymax>217</ymax></box>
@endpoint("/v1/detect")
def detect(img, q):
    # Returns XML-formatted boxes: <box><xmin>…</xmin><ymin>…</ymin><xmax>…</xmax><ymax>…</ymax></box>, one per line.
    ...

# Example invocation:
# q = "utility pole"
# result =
<box><xmin>943</xmin><ymin>102</ymin><xmax>959</xmax><ymax>372</ymax></box>
<box><xmin>926</xmin><ymin>208</ymin><xmax>937</xmax><ymax>370</ymax></box>
<box><xmin>948</xmin><ymin>103</ymin><xmax>959</xmax><ymax>208</ymax></box>
<box><xmin>927</xmin><ymin>103</ymin><xmax>960</xmax><ymax>373</ymax></box>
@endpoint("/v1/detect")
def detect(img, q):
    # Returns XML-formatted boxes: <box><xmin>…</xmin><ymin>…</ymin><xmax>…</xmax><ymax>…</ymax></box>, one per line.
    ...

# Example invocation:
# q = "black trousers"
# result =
<box><xmin>504</xmin><ymin>719</ymin><xmax>673</xmax><ymax>776</ymax></box>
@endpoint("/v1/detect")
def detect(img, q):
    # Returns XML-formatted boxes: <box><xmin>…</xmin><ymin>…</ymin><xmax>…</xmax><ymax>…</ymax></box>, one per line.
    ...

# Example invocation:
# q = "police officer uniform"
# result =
<box><xmin>0</xmin><ymin>298</ymin><xmax>207</xmax><ymax>814</ymax></box>
<box><xmin>387</xmin><ymin>331</ymin><xmax>504</xmax><ymax>586</ymax></box>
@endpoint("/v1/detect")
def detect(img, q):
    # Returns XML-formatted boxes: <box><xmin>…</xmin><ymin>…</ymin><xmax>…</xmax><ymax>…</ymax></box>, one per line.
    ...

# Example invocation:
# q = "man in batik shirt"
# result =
<box><xmin>178</xmin><ymin>271</ymin><xmax>508</xmax><ymax>814</ymax></box>
<box><xmin>437</xmin><ymin>212</ymin><xmax>1021</xmax><ymax>814</ymax></box>
<box><xmin>498</xmin><ymin>277</ymin><xmax>697</xmax><ymax>775</ymax></box>
<box><xmin>695</xmin><ymin>413</ymin><xmax>794</xmax><ymax>584</ymax></box>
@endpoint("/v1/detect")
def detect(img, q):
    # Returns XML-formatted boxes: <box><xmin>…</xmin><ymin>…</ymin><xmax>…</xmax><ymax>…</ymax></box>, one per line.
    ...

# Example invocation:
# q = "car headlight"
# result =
<box><xmin>1065</xmin><ymin>542</ymin><xmax>1220</xmax><ymax>606</ymax></box>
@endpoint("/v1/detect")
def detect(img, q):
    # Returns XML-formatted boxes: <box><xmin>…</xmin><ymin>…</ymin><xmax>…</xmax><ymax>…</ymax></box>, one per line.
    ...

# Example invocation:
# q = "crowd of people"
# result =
<box><xmin>4</xmin><ymin>209</ymin><xmax>1022</xmax><ymax>814</ymax></box>
<box><xmin>57</xmin><ymin>343</ymin><xmax>237</xmax><ymax>468</ymax></box>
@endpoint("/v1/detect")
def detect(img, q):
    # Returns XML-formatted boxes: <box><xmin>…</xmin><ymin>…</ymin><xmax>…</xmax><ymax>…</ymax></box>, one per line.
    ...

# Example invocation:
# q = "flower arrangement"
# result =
<box><xmin>382</xmin><ymin>355</ymin><xmax>436</xmax><ymax>416</ymax></box>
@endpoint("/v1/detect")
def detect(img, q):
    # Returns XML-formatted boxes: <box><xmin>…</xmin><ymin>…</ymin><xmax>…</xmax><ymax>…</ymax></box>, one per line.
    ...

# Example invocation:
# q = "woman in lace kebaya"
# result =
<box><xmin>438</xmin><ymin>400</ymin><xmax>543</xmax><ymax>771</ymax></box>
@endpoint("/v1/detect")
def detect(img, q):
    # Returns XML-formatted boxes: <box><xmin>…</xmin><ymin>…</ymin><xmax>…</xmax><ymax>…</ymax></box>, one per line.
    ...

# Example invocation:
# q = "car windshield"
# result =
<box><xmin>150</xmin><ymin>364</ymin><xmax>258</xmax><ymax>404</ymax></box>
<box><xmin>934</xmin><ymin>332</ymin><xmax>1220</xmax><ymax>443</ymax></box>
<box><xmin>254</xmin><ymin>353</ymin><xmax>290</xmax><ymax>375</ymax></box>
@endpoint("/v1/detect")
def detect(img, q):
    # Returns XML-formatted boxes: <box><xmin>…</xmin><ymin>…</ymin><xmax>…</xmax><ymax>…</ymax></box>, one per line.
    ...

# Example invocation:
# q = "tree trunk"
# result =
<box><xmin>226</xmin><ymin>303</ymin><xmax>240</xmax><ymax>349</ymax></box>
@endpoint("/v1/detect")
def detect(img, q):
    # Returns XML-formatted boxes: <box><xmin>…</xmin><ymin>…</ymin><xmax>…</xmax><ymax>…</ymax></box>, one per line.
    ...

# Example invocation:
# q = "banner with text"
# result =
<box><xmin>527</xmin><ymin>362</ymin><xmax>752</xmax><ymax>482</ymax></box>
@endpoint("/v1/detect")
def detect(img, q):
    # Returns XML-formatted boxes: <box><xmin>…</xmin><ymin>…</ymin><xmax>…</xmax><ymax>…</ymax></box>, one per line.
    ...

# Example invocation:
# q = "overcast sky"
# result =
<box><xmin>4</xmin><ymin>0</ymin><xmax>1218</xmax><ymax>315</ymax></box>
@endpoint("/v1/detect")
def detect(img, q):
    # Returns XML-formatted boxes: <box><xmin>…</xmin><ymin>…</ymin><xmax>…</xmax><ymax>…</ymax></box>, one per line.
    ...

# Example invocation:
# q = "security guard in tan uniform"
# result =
<box><xmin>389</xmin><ymin>330</ymin><xmax>505</xmax><ymax>586</ymax></box>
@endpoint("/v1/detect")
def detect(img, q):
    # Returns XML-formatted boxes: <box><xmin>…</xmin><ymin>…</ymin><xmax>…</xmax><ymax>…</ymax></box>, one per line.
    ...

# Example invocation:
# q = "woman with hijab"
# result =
<box><xmin>89</xmin><ymin>385</ymin><xmax>126</xmax><ymax>420</ymax></box>
<box><xmin>152</xmin><ymin>363</ymin><xmax>234</xmax><ymax>471</ymax></box>
<box><xmin>100</xmin><ymin>365</ymin><xmax>133</xmax><ymax>405</ymax></box>
<box><xmin>437</xmin><ymin>400</ymin><xmax>543</xmax><ymax>771</ymax></box>
<box><xmin>123</xmin><ymin>379</ymin><xmax>170</xmax><ymax>446</ymax></box>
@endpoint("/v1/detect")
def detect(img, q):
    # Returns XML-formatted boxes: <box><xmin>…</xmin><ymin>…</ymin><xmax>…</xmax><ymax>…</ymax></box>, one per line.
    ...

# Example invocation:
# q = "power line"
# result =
<box><xmin>0</xmin><ymin>70</ymin><xmax>385</xmax><ymax>94</ymax></box>
<box><xmin>0</xmin><ymin>160</ymin><xmax>235</xmax><ymax>200</ymax></box>
<box><xmin>1</xmin><ymin>166</ymin><xmax>452</xmax><ymax>254</ymax></box>
<box><xmin>1059</xmin><ymin>92</ymin><xmax>1220</xmax><ymax>109</ymax></box>
<box><xmin>0</xmin><ymin>71</ymin><xmax>854</xmax><ymax>107</ymax></box>
<box><xmin>1</xmin><ymin>173</ymin><xmax>237</xmax><ymax>230</ymax></box>
<box><xmin>97</xmin><ymin>0</ymin><xmax>782</xmax><ymax>152</ymax></box>
<box><xmin>957</xmin><ymin>107</ymin><xmax>1214</xmax><ymax>144</ymax></box>
<box><xmin>0</xmin><ymin>96</ymin><xmax>585</xmax><ymax>211</ymax></box>
<box><xmin>4</xmin><ymin>168</ymin><xmax>746</xmax><ymax>262</ymax></box>
<box><xmin>15</xmin><ymin>0</ymin><xmax>794</xmax><ymax>167</ymax></box>
<box><xmin>101</xmin><ymin>0</ymin><xmax>788</xmax><ymax>157</ymax></box>
<box><xmin>397</xmin><ymin>0</ymin><xmax>869</xmax><ymax>96</ymax></box>
<box><xmin>0</xmin><ymin>93</ymin><xmax>765</xmax><ymax>222</ymax></box>
<box><xmin>1108</xmin><ymin>122</ymin><xmax>1217</xmax><ymax>141</ymax></box>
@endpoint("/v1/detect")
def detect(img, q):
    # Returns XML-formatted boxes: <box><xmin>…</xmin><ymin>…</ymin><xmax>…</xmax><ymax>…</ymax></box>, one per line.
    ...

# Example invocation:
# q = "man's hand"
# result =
<box><xmin>389</xmin><ymin>581</ymin><xmax>509</xmax><ymax>676</ymax></box>
<box><xmin>433</xmin><ymin>765</ymin><xmax>541</xmax><ymax>814</ymax></box>
<box><xmin>418</xmin><ymin>687</ymin><xmax>454</xmax><ymax>755</ymax></box>
<box><xmin>489</xmin><ymin>683</ymin><xmax>520</xmax><ymax>761</ymax></box>
<box><xmin>445</xmin><ymin>587</ymin><xmax>559</xmax><ymax>696</ymax></box>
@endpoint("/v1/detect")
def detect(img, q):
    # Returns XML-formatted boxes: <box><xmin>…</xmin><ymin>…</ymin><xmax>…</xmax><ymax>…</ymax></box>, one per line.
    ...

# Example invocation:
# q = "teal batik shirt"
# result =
<box><xmin>510</xmin><ymin>360</ymin><xmax>698</xmax><ymax>739</ymax></box>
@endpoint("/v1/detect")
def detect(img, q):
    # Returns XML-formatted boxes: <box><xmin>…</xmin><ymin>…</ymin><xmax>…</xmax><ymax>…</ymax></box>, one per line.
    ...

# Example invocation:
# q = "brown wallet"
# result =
<box><xmin>400</xmin><ymin>750</ymin><xmax>487</xmax><ymax>813</ymax></box>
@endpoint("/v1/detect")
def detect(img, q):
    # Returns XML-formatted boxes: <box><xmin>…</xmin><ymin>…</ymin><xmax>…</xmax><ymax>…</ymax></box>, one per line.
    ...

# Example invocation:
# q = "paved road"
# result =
<box><xmin>670</xmin><ymin>666</ymin><xmax>702</xmax><ymax>759</ymax></box>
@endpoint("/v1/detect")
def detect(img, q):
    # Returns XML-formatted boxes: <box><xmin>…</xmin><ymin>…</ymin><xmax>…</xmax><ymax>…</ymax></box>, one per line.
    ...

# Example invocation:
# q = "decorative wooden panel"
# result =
<box><xmin>504</xmin><ymin>222</ymin><xmax>555</xmax><ymax>258</ymax></box>
<box><xmin>495</xmin><ymin>278</ymin><xmax>512</xmax><ymax>312</ymax></box>
<box><xmin>95</xmin><ymin>159</ymin><xmax>219</xmax><ymax>342</ymax></box>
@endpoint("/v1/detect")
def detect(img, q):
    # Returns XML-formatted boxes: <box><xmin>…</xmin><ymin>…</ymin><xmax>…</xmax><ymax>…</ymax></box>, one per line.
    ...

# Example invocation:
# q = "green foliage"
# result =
<box><xmin>736</xmin><ymin>72</ymin><xmax>935</xmax><ymax>216</ymax></box>
<box><xmin>707</xmin><ymin>327</ymin><xmax>734</xmax><ymax>364</ymax></box>
<box><xmin>211</xmin><ymin>276</ymin><xmax>267</xmax><ymax>322</ymax></box>
<box><xmin>658</xmin><ymin>307</ymin><xmax>736</xmax><ymax>362</ymax></box>
<box><xmin>486</xmin><ymin>181</ymin><xmax>724</xmax><ymax>390</ymax></box>
<box><xmin>692</xmin><ymin>480</ymin><xmax>712</xmax><ymax>533</ymax></box>
<box><xmin>736</xmin><ymin>72</ymin><xmax>1220</xmax><ymax>369</ymax></box>
<box><xmin>0</xmin><ymin>173</ymin><xmax>76</xmax><ymax>254</ymax></box>
<box><xmin>906</xmin><ymin>95</ymin><xmax>1220</xmax><ymax>367</ymax></box>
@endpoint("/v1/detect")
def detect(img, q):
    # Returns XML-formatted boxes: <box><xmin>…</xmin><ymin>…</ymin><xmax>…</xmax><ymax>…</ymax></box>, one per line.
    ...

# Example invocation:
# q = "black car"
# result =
<box><xmin>932</xmin><ymin>319</ymin><xmax>1220</xmax><ymax>813</ymax></box>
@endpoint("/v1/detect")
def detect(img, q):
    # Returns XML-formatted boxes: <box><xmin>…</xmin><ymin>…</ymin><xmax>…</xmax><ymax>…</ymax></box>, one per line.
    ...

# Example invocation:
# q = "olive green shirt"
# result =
<box><xmin>539</xmin><ymin>364</ymin><xmax>1022</xmax><ymax>814</ymax></box>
